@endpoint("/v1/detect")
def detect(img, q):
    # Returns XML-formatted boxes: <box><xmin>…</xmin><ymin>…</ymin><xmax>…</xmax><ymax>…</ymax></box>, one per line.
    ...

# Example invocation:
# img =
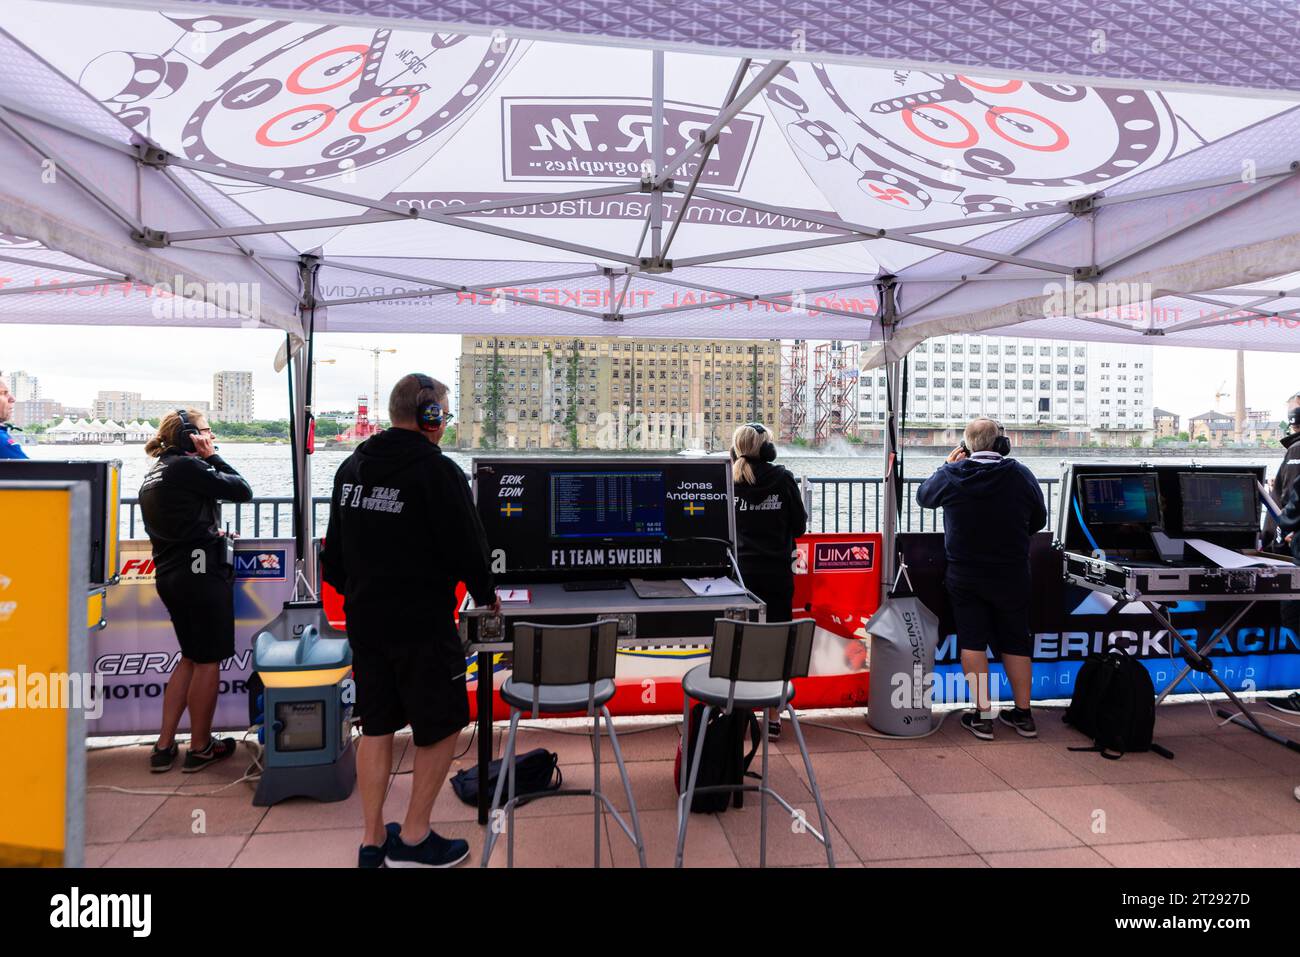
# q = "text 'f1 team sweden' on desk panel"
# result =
<box><xmin>472</xmin><ymin>457</ymin><xmax>735</xmax><ymax>582</ymax></box>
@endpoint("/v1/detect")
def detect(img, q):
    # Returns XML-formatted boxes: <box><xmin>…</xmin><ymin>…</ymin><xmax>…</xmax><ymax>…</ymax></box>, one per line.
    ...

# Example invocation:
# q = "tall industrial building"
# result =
<box><xmin>456</xmin><ymin>336</ymin><xmax>780</xmax><ymax>450</ymax></box>
<box><xmin>5</xmin><ymin>369</ymin><xmax>39</xmax><ymax>401</ymax></box>
<box><xmin>857</xmin><ymin>335</ymin><xmax>1154</xmax><ymax>437</ymax></box>
<box><xmin>213</xmin><ymin>370</ymin><xmax>255</xmax><ymax>423</ymax></box>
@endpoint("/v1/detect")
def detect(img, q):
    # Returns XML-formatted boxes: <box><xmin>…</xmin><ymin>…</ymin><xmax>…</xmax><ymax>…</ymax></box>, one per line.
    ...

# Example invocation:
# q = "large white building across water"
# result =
<box><xmin>857</xmin><ymin>336</ymin><xmax>1154</xmax><ymax>435</ymax></box>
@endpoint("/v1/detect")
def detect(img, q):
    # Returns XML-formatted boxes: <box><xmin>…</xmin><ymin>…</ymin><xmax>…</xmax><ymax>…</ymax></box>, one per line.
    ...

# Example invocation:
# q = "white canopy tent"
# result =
<box><xmin>1</xmin><ymin>0</ymin><xmax>1298</xmax><ymax>591</ymax></box>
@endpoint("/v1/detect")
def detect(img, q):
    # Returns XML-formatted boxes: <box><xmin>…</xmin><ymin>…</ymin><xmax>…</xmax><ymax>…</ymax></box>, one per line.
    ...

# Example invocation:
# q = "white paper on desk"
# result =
<box><xmin>495</xmin><ymin>588</ymin><xmax>531</xmax><ymax>602</ymax></box>
<box><xmin>1184</xmin><ymin>539</ymin><xmax>1294</xmax><ymax>568</ymax></box>
<box><xmin>682</xmin><ymin>577</ymin><xmax>747</xmax><ymax>597</ymax></box>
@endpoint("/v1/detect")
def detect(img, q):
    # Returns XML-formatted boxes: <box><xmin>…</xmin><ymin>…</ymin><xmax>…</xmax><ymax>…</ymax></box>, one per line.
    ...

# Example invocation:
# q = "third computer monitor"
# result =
<box><xmin>1178</xmin><ymin>471</ymin><xmax>1260</xmax><ymax>532</ymax></box>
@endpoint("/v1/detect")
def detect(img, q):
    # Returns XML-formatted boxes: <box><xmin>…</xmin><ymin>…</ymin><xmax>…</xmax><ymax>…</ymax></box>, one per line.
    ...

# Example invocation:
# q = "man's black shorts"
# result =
<box><xmin>946</xmin><ymin>576</ymin><xmax>1032</xmax><ymax>658</ymax></box>
<box><xmin>155</xmin><ymin>565</ymin><xmax>235</xmax><ymax>664</ymax></box>
<box><xmin>350</xmin><ymin>637</ymin><xmax>469</xmax><ymax>747</ymax></box>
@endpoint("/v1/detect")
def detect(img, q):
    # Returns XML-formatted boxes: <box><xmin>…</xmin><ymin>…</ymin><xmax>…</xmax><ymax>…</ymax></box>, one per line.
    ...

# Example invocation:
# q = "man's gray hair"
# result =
<box><xmin>388</xmin><ymin>372</ymin><xmax>449</xmax><ymax>425</ymax></box>
<box><xmin>963</xmin><ymin>417</ymin><xmax>1001</xmax><ymax>453</ymax></box>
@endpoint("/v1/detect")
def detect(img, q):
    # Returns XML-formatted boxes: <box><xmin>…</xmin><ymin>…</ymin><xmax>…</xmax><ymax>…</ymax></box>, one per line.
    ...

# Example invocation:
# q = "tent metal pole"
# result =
<box><xmin>650</xmin><ymin>50</ymin><xmax>665</xmax><ymax>260</ymax></box>
<box><xmin>157</xmin><ymin>166</ymin><xmax>301</xmax><ymax>302</ymax></box>
<box><xmin>878</xmin><ymin>276</ymin><xmax>901</xmax><ymax>594</ymax></box>
<box><xmin>0</xmin><ymin>106</ymin><xmax>142</xmax><ymax>233</ymax></box>
<box><xmin>1097</xmin><ymin>171</ymin><xmax>1298</xmax><ymax>272</ymax></box>
<box><xmin>293</xmin><ymin>256</ymin><xmax>320</xmax><ymax>600</ymax></box>
<box><xmin>0</xmin><ymin>278</ymin><xmax>122</xmax><ymax>296</ymax></box>
<box><xmin>655</xmin><ymin>58</ymin><xmax>783</xmax><ymax>188</ymax></box>
<box><xmin>1161</xmin><ymin>296</ymin><xmax>1291</xmax><ymax>334</ymax></box>
<box><xmin>896</xmin><ymin>213</ymin><xmax>1081</xmax><ymax>319</ymax></box>
<box><xmin>0</xmin><ymin>253</ymin><xmax>124</xmax><ymax>279</ymax></box>
<box><xmin>678</xmin><ymin>187</ymin><xmax>1078</xmax><ymax>273</ymax></box>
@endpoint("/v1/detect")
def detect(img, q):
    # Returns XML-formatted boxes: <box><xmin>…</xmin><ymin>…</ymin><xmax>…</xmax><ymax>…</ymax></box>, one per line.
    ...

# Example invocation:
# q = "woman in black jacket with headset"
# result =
<box><xmin>730</xmin><ymin>423</ymin><xmax>807</xmax><ymax>738</ymax></box>
<box><xmin>138</xmin><ymin>409</ymin><xmax>253</xmax><ymax>773</ymax></box>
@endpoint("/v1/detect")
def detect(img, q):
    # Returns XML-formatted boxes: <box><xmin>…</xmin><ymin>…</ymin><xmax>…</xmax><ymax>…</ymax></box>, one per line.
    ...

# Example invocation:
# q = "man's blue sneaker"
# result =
<box><xmin>357</xmin><ymin>822</ymin><xmax>403</xmax><ymax>868</ymax></box>
<box><xmin>385</xmin><ymin>828</ymin><xmax>470</xmax><ymax>868</ymax></box>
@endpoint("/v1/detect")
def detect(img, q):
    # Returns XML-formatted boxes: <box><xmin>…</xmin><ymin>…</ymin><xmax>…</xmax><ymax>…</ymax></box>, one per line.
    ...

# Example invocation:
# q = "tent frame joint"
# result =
<box><xmin>134</xmin><ymin>143</ymin><xmax>171</xmax><ymax>169</ymax></box>
<box><xmin>1073</xmin><ymin>265</ymin><xmax>1101</xmax><ymax>280</ymax></box>
<box><xmin>639</xmin><ymin>257</ymin><xmax>673</xmax><ymax>273</ymax></box>
<box><xmin>1068</xmin><ymin>194</ymin><xmax>1098</xmax><ymax>216</ymax></box>
<box><xmin>132</xmin><ymin>227</ymin><xmax>168</xmax><ymax>248</ymax></box>
<box><xmin>640</xmin><ymin>178</ymin><xmax>673</xmax><ymax>193</ymax></box>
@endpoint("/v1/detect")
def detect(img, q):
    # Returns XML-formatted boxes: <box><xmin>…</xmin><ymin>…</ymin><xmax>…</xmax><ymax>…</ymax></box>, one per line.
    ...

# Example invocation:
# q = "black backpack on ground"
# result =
<box><xmin>1064</xmin><ymin>648</ymin><xmax>1159</xmax><ymax>759</ymax></box>
<box><xmin>451</xmin><ymin>747</ymin><xmax>561</xmax><ymax>806</ymax></box>
<box><xmin>675</xmin><ymin>704</ymin><xmax>762</xmax><ymax>813</ymax></box>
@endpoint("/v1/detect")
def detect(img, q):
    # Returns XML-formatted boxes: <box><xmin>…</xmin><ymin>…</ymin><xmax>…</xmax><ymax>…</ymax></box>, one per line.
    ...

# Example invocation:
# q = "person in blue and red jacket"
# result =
<box><xmin>0</xmin><ymin>377</ymin><xmax>28</xmax><ymax>458</ymax></box>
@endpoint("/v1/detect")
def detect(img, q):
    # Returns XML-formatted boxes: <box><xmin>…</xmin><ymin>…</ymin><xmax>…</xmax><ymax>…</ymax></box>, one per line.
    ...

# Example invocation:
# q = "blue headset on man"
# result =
<box><xmin>414</xmin><ymin>373</ymin><xmax>451</xmax><ymax>432</ymax></box>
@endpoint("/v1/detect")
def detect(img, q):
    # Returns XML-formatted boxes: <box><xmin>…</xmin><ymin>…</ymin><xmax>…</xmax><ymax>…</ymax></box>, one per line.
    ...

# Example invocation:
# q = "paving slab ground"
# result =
<box><xmin>82</xmin><ymin>702</ymin><xmax>1300</xmax><ymax>868</ymax></box>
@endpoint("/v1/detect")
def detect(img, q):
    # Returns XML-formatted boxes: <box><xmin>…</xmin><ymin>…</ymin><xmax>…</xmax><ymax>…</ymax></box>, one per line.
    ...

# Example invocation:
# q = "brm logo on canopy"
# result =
<box><xmin>502</xmin><ymin>98</ymin><xmax>763</xmax><ymax>190</ymax></box>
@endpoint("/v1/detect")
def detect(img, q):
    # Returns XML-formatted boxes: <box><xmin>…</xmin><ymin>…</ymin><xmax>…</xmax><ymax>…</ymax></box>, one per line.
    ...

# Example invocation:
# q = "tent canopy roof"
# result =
<box><xmin>0</xmin><ymin>0</ymin><xmax>1297</xmax><ymax>359</ymax></box>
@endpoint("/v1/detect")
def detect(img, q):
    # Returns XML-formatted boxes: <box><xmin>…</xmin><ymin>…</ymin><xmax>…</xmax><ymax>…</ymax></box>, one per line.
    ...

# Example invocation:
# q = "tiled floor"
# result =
<box><xmin>82</xmin><ymin>701</ymin><xmax>1300</xmax><ymax>868</ymax></box>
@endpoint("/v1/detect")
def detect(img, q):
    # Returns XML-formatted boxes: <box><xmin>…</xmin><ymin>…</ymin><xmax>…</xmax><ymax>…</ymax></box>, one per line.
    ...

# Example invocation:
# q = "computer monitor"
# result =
<box><xmin>549</xmin><ymin>470</ymin><xmax>666</xmax><ymax>540</ymax></box>
<box><xmin>1178</xmin><ymin>472</ymin><xmax>1260</xmax><ymax>532</ymax></box>
<box><xmin>1078</xmin><ymin>473</ymin><xmax>1162</xmax><ymax>526</ymax></box>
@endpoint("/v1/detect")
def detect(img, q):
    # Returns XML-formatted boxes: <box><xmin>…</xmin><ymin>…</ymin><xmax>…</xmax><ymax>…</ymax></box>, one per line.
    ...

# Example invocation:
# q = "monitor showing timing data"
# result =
<box><xmin>1078</xmin><ymin>473</ymin><xmax>1162</xmax><ymax>526</ymax></box>
<box><xmin>549</xmin><ymin>470</ymin><xmax>666</xmax><ymax>539</ymax></box>
<box><xmin>1179</xmin><ymin>472</ymin><xmax>1260</xmax><ymax>531</ymax></box>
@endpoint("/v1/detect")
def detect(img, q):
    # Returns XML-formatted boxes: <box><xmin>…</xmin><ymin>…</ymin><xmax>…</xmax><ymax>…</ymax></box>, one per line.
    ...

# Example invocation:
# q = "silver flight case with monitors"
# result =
<box><xmin>1054</xmin><ymin>461</ymin><xmax>1298</xmax><ymax>602</ymax></box>
<box><xmin>1055</xmin><ymin>460</ymin><xmax>1300</xmax><ymax>754</ymax></box>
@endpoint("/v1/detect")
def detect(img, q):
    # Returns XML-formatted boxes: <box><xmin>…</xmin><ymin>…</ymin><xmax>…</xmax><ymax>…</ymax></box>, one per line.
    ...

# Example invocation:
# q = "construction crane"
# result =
<box><xmin>1214</xmin><ymin>380</ymin><xmax>1230</xmax><ymax>407</ymax></box>
<box><xmin>328</xmin><ymin>345</ymin><xmax>397</xmax><ymax>421</ymax></box>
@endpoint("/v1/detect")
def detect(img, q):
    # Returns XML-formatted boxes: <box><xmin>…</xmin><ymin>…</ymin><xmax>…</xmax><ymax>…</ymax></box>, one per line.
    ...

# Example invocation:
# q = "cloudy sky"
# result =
<box><xmin>1</xmin><ymin>323</ymin><xmax>1296</xmax><ymax>427</ymax></box>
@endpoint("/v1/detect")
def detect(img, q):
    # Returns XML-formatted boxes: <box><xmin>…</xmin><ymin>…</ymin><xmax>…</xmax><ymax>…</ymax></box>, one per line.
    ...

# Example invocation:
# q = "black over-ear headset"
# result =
<box><xmin>960</xmin><ymin>418</ymin><xmax>1011</xmax><ymax>456</ymax></box>
<box><xmin>413</xmin><ymin>374</ymin><xmax>445</xmax><ymax>431</ymax></box>
<box><xmin>991</xmin><ymin>419</ymin><xmax>1011</xmax><ymax>456</ymax></box>
<box><xmin>175</xmin><ymin>407</ymin><xmax>199</xmax><ymax>453</ymax></box>
<box><xmin>729</xmin><ymin>422</ymin><xmax>778</xmax><ymax>463</ymax></box>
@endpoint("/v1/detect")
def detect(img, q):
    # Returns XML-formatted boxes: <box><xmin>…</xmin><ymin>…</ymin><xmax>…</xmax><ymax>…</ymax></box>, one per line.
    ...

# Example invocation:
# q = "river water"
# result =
<box><xmin>26</xmin><ymin>440</ymin><xmax>1281</xmax><ymax>496</ymax></box>
<box><xmin>25</xmin><ymin>439</ymin><xmax>1282</xmax><ymax>538</ymax></box>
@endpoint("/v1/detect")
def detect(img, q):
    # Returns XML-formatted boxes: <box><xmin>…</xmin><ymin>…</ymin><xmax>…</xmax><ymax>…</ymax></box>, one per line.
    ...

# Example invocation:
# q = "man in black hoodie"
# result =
<box><xmin>321</xmin><ymin>373</ymin><xmax>497</xmax><ymax>868</ymax></box>
<box><xmin>1265</xmin><ymin>395</ymin><xmax>1300</xmax><ymax>717</ymax></box>
<box><xmin>916</xmin><ymin>417</ymin><xmax>1047</xmax><ymax>741</ymax></box>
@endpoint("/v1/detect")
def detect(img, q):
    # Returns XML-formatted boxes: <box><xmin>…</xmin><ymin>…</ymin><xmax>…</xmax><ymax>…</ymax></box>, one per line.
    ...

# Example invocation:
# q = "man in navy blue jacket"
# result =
<box><xmin>917</xmin><ymin>417</ymin><xmax>1047</xmax><ymax>740</ymax></box>
<box><xmin>0</xmin><ymin>377</ymin><xmax>28</xmax><ymax>459</ymax></box>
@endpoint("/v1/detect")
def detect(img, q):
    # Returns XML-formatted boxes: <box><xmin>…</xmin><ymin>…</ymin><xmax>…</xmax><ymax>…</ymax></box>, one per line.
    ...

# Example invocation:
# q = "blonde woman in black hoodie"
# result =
<box><xmin>730</xmin><ymin>423</ymin><xmax>807</xmax><ymax>738</ymax></box>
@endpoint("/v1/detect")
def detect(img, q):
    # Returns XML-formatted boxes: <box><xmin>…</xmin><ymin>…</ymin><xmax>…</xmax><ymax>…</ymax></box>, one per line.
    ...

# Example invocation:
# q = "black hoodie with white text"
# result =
<box><xmin>733</xmin><ymin>459</ymin><xmax>808</xmax><ymax>576</ymax></box>
<box><xmin>320</xmin><ymin>428</ymin><xmax>494</xmax><ymax>646</ymax></box>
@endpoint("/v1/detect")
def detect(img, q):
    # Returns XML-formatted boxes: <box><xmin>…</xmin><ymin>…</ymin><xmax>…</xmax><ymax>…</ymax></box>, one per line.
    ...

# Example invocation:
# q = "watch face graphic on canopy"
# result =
<box><xmin>75</xmin><ymin>14</ymin><xmax>519</xmax><ymax>183</ymax></box>
<box><xmin>762</xmin><ymin>66</ymin><xmax>1178</xmax><ymax>217</ymax></box>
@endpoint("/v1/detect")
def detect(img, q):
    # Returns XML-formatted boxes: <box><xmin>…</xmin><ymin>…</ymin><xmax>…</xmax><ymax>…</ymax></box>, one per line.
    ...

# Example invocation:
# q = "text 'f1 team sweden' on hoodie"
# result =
<box><xmin>320</xmin><ymin>428</ymin><xmax>495</xmax><ymax>647</ymax></box>
<box><xmin>734</xmin><ymin>460</ymin><xmax>808</xmax><ymax>574</ymax></box>
<box><xmin>916</xmin><ymin>453</ymin><xmax>1047</xmax><ymax>583</ymax></box>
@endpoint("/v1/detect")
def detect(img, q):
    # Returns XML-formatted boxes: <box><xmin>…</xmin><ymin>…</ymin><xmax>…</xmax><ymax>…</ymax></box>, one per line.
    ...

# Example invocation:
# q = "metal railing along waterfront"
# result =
<box><xmin>802</xmin><ymin>476</ymin><xmax>1061</xmax><ymax>535</ymax></box>
<box><xmin>118</xmin><ymin>476</ymin><xmax>1061</xmax><ymax>540</ymax></box>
